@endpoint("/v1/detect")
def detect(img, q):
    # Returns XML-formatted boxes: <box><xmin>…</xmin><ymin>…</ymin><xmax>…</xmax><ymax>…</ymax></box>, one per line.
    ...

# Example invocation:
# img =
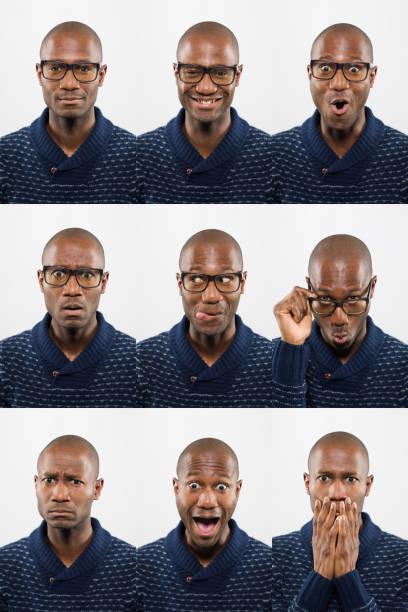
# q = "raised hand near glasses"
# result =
<box><xmin>273</xmin><ymin>286</ymin><xmax>316</xmax><ymax>345</ymax></box>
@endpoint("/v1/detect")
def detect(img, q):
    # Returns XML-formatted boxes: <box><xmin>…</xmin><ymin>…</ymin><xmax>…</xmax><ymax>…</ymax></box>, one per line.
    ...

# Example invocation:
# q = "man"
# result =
<box><xmin>136</xmin><ymin>437</ymin><xmax>271</xmax><ymax>610</ymax></box>
<box><xmin>0</xmin><ymin>435</ymin><xmax>137</xmax><ymax>610</ymax></box>
<box><xmin>136</xmin><ymin>21</ymin><xmax>275</xmax><ymax>203</ymax></box>
<box><xmin>136</xmin><ymin>229</ymin><xmax>309</xmax><ymax>407</ymax></box>
<box><xmin>273</xmin><ymin>234</ymin><xmax>407</xmax><ymax>406</ymax></box>
<box><xmin>0</xmin><ymin>21</ymin><xmax>137</xmax><ymax>203</ymax></box>
<box><xmin>269</xmin><ymin>23</ymin><xmax>408</xmax><ymax>203</ymax></box>
<box><xmin>0</xmin><ymin>227</ymin><xmax>136</xmax><ymax>407</ymax></box>
<box><xmin>272</xmin><ymin>431</ymin><xmax>408</xmax><ymax>610</ymax></box>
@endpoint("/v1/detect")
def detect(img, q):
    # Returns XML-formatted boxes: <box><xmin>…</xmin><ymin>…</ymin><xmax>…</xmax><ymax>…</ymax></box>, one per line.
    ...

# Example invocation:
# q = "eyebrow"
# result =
<box><xmin>185</xmin><ymin>471</ymin><xmax>232</xmax><ymax>479</ymax></box>
<box><xmin>315</xmin><ymin>55</ymin><xmax>365</xmax><ymax>61</ymax></box>
<box><xmin>315</xmin><ymin>286</ymin><xmax>364</xmax><ymax>294</ymax></box>
<box><xmin>186</xmin><ymin>266</ymin><xmax>236</xmax><ymax>272</ymax></box>
<box><xmin>316</xmin><ymin>470</ymin><xmax>360</xmax><ymax>477</ymax></box>
<box><xmin>40</xmin><ymin>472</ymin><xmax>83</xmax><ymax>479</ymax></box>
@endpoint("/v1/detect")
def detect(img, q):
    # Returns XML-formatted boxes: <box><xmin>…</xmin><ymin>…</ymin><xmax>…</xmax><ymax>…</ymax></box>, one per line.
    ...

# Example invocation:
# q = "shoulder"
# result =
<box><xmin>107</xmin><ymin>535</ymin><xmax>137</xmax><ymax>562</ymax></box>
<box><xmin>379</xmin><ymin>329</ymin><xmax>408</xmax><ymax>362</ymax></box>
<box><xmin>110</xmin><ymin>123</ymin><xmax>137</xmax><ymax>144</ymax></box>
<box><xmin>137</xmin><ymin>124</ymin><xmax>167</xmax><ymax>145</ymax></box>
<box><xmin>380</xmin><ymin>123</ymin><xmax>408</xmax><ymax>147</ymax></box>
<box><xmin>245</xmin><ymin>535</ymin><xmax>271</xmax><ymax>559</ymax></box>
<box><xmin>111</xmin><ymin>328</ymin><xmax>137</xmax><ymax>348</ymax></box>
<box><xmin>270</xmin><ymin>123</ymin><xmax>303</xmax><ymax>143</ymax></box>
<box><xmin>136</xmin><ymin>330</ymin><xmax>171</xmax><ymax>352</ymax></box>
<box><xmin>0</xmin><ymin>535</ymin><xmax>30</xmax><ymax>562</ymax></box>
<box><xmin>378</xmin><ymin>529</ymin><xmax>408</xmax><ymax>556</ymax></box>
<box><xmin>272</xmin><ymin>528</ymin><xmax>303</xmax><ymax>552</ymax></box>
<box><xmin>0</xmin><ymin>125</ymin><xmax>31</xmax><ymax>151</ymax></box>
<box><xmin>137</xmin><ymin>536</ymin><xmax>167</xmax><ymax>563</ymax></box>
<box><xmin>0</xmin><ymin>328</ymin><xmax>32</xmax><ymax>350</ymax></box>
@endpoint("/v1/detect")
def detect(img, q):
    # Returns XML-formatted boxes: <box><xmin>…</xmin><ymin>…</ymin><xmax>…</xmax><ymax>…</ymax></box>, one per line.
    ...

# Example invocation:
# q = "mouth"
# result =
<box><xmin>62</xmin><ymin>304</ymin><xmax>84</xmax><ymax>316</ymax></box>
<box><xmin>48</xmin><ymin>509</ymin><xmax>74</xmax><ymax>516</ymax></box>
<box><xmin>330</xmin><ymin>99</ymin><xmax>350</xmax><ymax>116</ymax></box>
<box><xmin>189</xmin><ymin>96</ymin><xmax>223</xmax><ymax>109</ymax></box>
<box><xmin>57</xmin><ymin>97</ymin><xmax>85</xmax><ymax>104</ymax></box>
<box><xmin>193</xmin><ymin>516</ymin><xmax>220</xmax><ymax>536</ymax></box>
<box><xmin>195</xmin><ymin>311</ymin><xmax>222</xmax><ymax>321</ymax></box>
<box><xmin>333</xmin><ymin>333</ymin><xmax>348</xmax><ymax>345</ymax></box>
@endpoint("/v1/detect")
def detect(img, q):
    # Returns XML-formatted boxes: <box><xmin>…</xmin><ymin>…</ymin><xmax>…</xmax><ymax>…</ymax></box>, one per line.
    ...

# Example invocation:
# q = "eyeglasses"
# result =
<box><xmin>310</xmin><ymin>60</ymin><xmax>372</xmax><ymax>82</ymax></box>
<box><xmin>180</xmin><ymin>272</ymin><xmax>243</xmax><ymax>293</ymax></box>
<box><xmin>177</xmin><ymin>63</ymin><xmax>238</xmax><ymax>86</ymax></box>
<box><xmin>43</xmin><ymin>266</ymin><xmax>104</xmax><ymax>288</ymax></box>
<box><xmin>308</xmin><ymin>279</ymin><xmax>373</xmax><ymax>316</ymax></box>
<box><xmin>40</xmin><ymin>61</ymin><xmax>101</xmax><ymax>83</ymax></box>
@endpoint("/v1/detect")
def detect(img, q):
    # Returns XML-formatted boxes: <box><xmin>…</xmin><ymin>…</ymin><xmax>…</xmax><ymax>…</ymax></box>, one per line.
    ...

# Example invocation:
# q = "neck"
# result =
<box><xmin>185</xmin><ymin>523</ymin><xmax>231</xmax><ymax>567</ymax></box>
<box><xmin>46</xmin><ymin>518</ymin><xmax>93</xmax><ymax>568</ymax></box>
<box><xmin>49</xmin><ymin>314</ymin><xmax>98</xmax><ymax>361</ymax></box>
<box><xmin>47</xmin><ymin>108</ymin><xmax>96</xmax><ymax>157</ymax></box>
<box><xmin>187</xmin><ymin>318</ymin><xmax>236</xmax><ymax>367</ymax></box>
<box><xmin>319</xmin><ymin>108</ymin><xmax>366</xmax><ymax>158</ymax></box>
<box><xmin>183</xmin><ymin>110</ymin><xmax>231</xmax><ymax>158</ymax></box>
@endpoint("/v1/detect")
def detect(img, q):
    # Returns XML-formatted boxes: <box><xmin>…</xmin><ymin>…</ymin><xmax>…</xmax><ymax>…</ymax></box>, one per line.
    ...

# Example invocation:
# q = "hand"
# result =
<box><xmin>312</xmin><ymin>497</ymin><xmax>339</xmax><ymax>580</ymax></box>
<box><xmin>273</xmin><ymin>286</ymin><xmax>316</xmax><ymax>345</ymax></box>
<box><xmin>334</xmin><ymin>498</ymin><xmax>360</xmax><ymax>578</ymax></box>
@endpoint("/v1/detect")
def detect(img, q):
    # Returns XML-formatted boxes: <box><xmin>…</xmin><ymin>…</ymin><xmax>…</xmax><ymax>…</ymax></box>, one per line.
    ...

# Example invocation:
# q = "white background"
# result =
<box><xmin>0</xmin><ymin>204</ymin><xmax>405</xmax><ymax>344</ymax></box>
<box><xmin>271</xmin><ymin>409</ymin><xmax>408</xmax><ymax>540</ymax></box>
<box><xmin>0</xmin><ymin>0</ymin><xmax>407</xmax><ymax>136</ymax></box>
<box><xmin>0</xmin><ymin>408</ymin><xmax>272</xmax><ymax>547</ymax></box>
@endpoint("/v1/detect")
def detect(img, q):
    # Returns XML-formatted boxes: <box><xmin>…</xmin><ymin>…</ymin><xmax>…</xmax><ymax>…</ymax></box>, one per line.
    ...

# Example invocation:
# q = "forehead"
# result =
<box><xmin>41</xmin><ymin>32</ymin><xmax>100</xmax><ymax>62</ymax></box>
<box><xmin>38</xmin><ymin>446</ymin><xmax>92</xmax><ymax>476</ymax></box>
<box><xmin>179</xmin><ymin>34</ymin><xmax>237</xmax><ymax>66</ymax></box>
<box><xmin>181</xmin><ymin>241</ymin><xmax>241</xmax><ymax>273</ymax></box>
<box><xmin>312</xmin><ymin>31</ymin><xmax>371</xmax><ymax>61</ymax></box>
<box><xmin>310</xmin><ymin>444</ymin><xmax>367</xmax><ymax>475</ymax></box>
<box><xmin>180</xmin><ymin>450</ymin><xmax>237</xmax><ymax>479</ymax></box>
<box><xmin>43</xmin><ymin>238</ymin><xmax>103</xmax><ymax>269</ymax></box>
<box><xmin>310</xmin><ymin>259</ymin><xmax>368</xmax><ymax>291</ymax></box>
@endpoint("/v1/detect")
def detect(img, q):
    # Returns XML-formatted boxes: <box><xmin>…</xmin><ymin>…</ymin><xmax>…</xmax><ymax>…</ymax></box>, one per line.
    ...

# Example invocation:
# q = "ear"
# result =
<box><xmin>240</xmin><ymin>271</ymin><xmax>247</xmax><ymax>294</ymax></box>
<box><xmin>365</xmin><ymin>474</ymin><xmax>374</xmax><ymax>497</ymax></box>
<box><xmin>369</xmin><ymin>65</ymin><xmax>377</xmax><ymax>88</ymax></box>
<box><xmin>38</xmin><ymin>269</ymin><xmax>45</xmax><ymax>293</ymax></box>
<box><xmin>173</xmin><ymin>62</ymin><xmax>179</xmax><ymax>84</ymax></box>
<box><xmin>307</xmin><ymin>64</ymin><xmax>312</xmax><ymax>81</ymax></box>
<box><xmin>101</xmin><ymin>271</ymin><xmax>109</xmax><ymax>294</ymax></box>
<box><xmin>94</xmin><ymin>478</ymin><xmax>104</xmax><ymax>500</ymax></box>
<box><xmin>235</xmin><ymin>479</ymin><xmax>243</xmax><ymax>499</ymax></box>
<box><xmin>34</xmin><ymin>475</ymin><xmax>39</xmax><ymax>486</ymax></box>
<box><xmin>176</xmin><ymin>273</ymin><xmax>183</xmax><ymax>296</ymax></box>
<box><xmin>370</xmin><ymin>275</ymin><xmax>377</xmax><ymax>298</ymax></box>
<box><xmin>303</xmin><ymin>472</ymin><xmax>311</xmax><ymax>495</ymax></box>
<box><xmin>98</xmin><ymin>64</ymin><xmax>108</xmax><ymax>87</ymax></box>
<box><xmin>305</xmin><ymin>276</ymin><xmax>311</xmax><ymax>290</ymax></box>
<box><xmin>235</xmin><ymin>64</ymin><xmax>243</xmax><ymax>87</ymax></box>
<box><xmin>36</xmin><ymin>63</ymin><xmax>43</xmax><ymax>86</ymax></box>
<box><xmin>173</xmin><ymin>477</ymin><xmax>179</xmax><ymax>496</ymax></box>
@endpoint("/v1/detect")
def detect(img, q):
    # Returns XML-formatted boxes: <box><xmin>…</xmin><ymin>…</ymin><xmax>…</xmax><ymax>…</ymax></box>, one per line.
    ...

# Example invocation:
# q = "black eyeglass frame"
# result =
<box><xmin>40</xmin><ymin>60</ymin><xmax>101</xmax><ymax>82</ymax></box>
<box><xmin>307</xmin><ymin>278</ymin><xmax>373</xmax><ymax>316</ymax></box>
<box><xmin>309</xmin><ymin>60</ymin><xmax>372</xmax><ymax>82</ymax></box>
<box><xmin>42</xmin><ymin>266</ymin><xmax>104</xmax><ymax>288</ymax></box>
<box><xmin>180</xmin><ymin>272</ymin><xmax>243</xmax><ymax>293</ymax></box>
<box><xmin>177</xmin><ymin>63</ymin><xmax>239</xmax><ymax>86</ymax></box>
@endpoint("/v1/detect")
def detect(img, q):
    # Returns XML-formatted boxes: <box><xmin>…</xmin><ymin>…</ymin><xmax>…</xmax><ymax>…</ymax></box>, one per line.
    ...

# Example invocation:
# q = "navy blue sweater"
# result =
<box><xmin>0</xmin><ymin>312</ymin><xmax>136</xmax><ymax>407</ymax></box>
<box><xmin>272</xmin><ymin>317</ymin><xmax>407</xmax><ymax>407</ymax></box>
<box><xmin>272</xmin><ymin>513</ymin><xmax>408</xmax><ymax>611</ymax></box>
<box><xmin>135</xmin><ymin>108</ymin><xmax>276</xmax><ymax>203</ymax></box>
<box><xmin>268</xmin><ymin>107</ymin><xmax>408</xmax><ymax>203</ymax></box>
<box><xmin>136</xmin><ymin>315</ymin><xmax>308</xmax><ymax>407</ymax></box>
<box><xmin>0</xmin><ymin>107</ymin><xmax>137</xmax><ymax>203</ymax></box>
<box><xmin>136</xmin><ymin>519</ymin><xmax>271</xmax><ymax>611</ymax></box>
<box><xmin>0</xmin><ymin>518</ymin><xmax>137</xmax><ymax>611</ymax></box>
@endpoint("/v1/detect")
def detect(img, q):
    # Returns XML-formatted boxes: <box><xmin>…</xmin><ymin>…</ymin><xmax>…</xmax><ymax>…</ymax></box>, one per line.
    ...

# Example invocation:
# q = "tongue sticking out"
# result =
<box><xmin>194</xmin><ymin>518</ymin><xmax>219</xmax><ymax>536</ymax></box>
<box><xmin>196</xmin><ymin>312</ymin><xmax>217</xmax><ymax>320</ymax></box>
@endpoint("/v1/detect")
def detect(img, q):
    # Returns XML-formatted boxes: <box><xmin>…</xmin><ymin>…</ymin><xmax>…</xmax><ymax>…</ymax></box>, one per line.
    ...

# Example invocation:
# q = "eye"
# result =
<box><xmin>346</xmin><ymin>477</ymin><xmax>357</xmax><ymax>483</ymax></box>
<box><xmin>42</xmin><ymin>477</ymin><xmax>54</xmax><ymax>484</ymax></box>
<box><xmin>188</xmin><ymin>482</ymin><xmax>199</xmax><ymax>490</ymax></box>
<box><xmin>191</xmin><ymin>275</ymin><xmax>204</xmax><ymax>283</ymax></box>
<box><xmin>52</xmin><ymin>270</ymin><xmax>65</xmax><ymax>279</ymax></box>
<box><xmin>218</xmin><ymin>275</ymin><xmax>233</xmax><ymax>285</ymax></box>
<box><xmin>79</xmin><ymin>270</ymin><xmax>95</xmax><ymax>279</ymax></box>
<box><xmin>78</xmin><ymin>65</ymin><xmax>91</xmax><ymax>72</ymax></box>
<box><xmin>319</xmin><ymin>64</ymin><xmax>331</xmax><ymax>73</ymax></box>
<box><xmin>216</xmin><ymin>483</ymin><xmax>228</xmax><ymax>491</ymax></box>
<box><xmin>318</xmin><ymin>475</ymin><xmax>329</xmax><ymax>482</ymax></box>
<box><xmin>348</xmin><ymin>65</ymin><xmax>360</xmax><ymax>73</ymax></box>
<box><xmin>318</xmin><ymin>296</ymin><xmax>332</xmax><ymax>302</ymax></box>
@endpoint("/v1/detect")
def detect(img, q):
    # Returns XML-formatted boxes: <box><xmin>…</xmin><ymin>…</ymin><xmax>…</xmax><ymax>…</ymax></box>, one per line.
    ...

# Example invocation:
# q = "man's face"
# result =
<box><xmin>35</xmin><ymin>445</ymin><xmax>103</xmax><ymax>530</ymax></box>
<box><xmin>38</xmin><ymin>237</ymin><xmax>108</xmax><ymax>332</ymax></box>
<box><xmin>174</xmin><ymin>449</ymin><xmax>242</xmax><ymax>552</ymax></box>
<box><xmin>177</xmin><ymin>241</ymin><xmax>246</xmax><ymax>337</ymax></box>
<box><xmin>307</xmin><ymin>259</ymin><xmax>376</xmax><ymax>357</ymax></box>
<box><xmin>36</xmin><ymin>32</ymin><xmax>107</xmax><ymax>120</ymax></box>
<box><xmin>174</xmin><ymin>34</ymin><xmax>242</xmax><ymax>125</ymax></box>
<box><xmin>304</xmin><ymin>443</ymin><xmax>373</xmax><ymax>518</ymax></box>
<box><xmin>308</xmin><ymin>31</ymin><xmax>377</xmax><ymax>131</ymax></box>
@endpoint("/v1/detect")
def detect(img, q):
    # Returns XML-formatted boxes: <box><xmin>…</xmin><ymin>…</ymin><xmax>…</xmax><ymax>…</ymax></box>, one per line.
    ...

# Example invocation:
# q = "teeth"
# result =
<box><xmin>196</xmin><ymin>98</ymin><xmax>218</xmax><ymax>105</ymax></box>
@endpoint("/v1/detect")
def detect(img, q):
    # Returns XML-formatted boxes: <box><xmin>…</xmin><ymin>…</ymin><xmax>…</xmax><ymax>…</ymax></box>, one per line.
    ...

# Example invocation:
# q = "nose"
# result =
<box><xmin>331</xmin><ymin>305</ymin><xmax>349</xmax><ymax>325</ymax></box>
<box><xmin>195</xmin><ymin>72</ymin><xmax>218</xmax><ymax>94</ymax></box>
<box><xmin>51</xmin><ymin>481</ymin><xmax>70</xmax><ymax>502</ymax></box>
<box><xmin>62</xmin><ymin>273</ymin><xmax>83</xmax><ymax>296</ymax></box>
<box><xmin>329</xmin><ymin>66</ymin><xmax>349</xmax><ymax>91</ymax></box>
<box><xmin>59</xmin><ymin>67</ymin><xmax>80</xmax><ymax>90</ymax></box>
<box><xmin>328</xmin><ymin>479</ymin><xmax>346</xmax><ymax>501</ymax></box>
<box><xmin>201</xmin><ymin>280</ymin><xmax>222</xmax><ymax>303</ymax></box>
<box><xmin>197</xmin><ymin>487</ymin><xmax>218</xmax><ymax>508</ymax></box>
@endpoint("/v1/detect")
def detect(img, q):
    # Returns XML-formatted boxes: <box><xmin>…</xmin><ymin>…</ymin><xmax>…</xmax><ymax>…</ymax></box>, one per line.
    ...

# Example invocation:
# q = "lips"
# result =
<box><xmin>196</xmin><ymin>311</ymin><xmax>222</xmax><ymax>320</ymax></box>
<box><xmin>333</xmin><ymin>333</ymin><xmax>348</xmax><ymax>344</ymax></box>
<box><xmin>329</xmin><ymin>98</ymin><xmax>350</xmax><ymax>116</ymax></box>
<box><xmin>189</xmin><ymin>96</ymin><xmax>223</xmax><ymax>108</ymax></box>
<box><xmin>193</xmin><ymin>516</ymin><xmax>220</xmax><ymax>536</ymax></box>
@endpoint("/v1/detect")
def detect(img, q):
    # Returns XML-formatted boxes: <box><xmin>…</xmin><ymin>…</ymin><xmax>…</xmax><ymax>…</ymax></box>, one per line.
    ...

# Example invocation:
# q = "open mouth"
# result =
<box><xmin>331</xmin><ymin>100</ymin><xmax>349</xmax><ymax>115</ymax></box>
<box><xmin>193</xmin><ymin>517</ymin><xmax>220</xmax><ymax>536</ymax></box>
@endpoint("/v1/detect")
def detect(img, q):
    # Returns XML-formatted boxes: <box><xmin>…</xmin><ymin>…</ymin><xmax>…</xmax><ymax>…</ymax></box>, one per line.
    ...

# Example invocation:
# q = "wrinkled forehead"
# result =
<box><xmin>38</xmin><ymin>445</ymin><xmax>95</xmax><ymax>477</ymax></box>
<box><xmin>43</xmin><ymin>238</ymin><xmax>104</xmax><ymax>269</ymax></box>
<box><xmin>180</xmin><ymin>241</ymin><xmax>241</xmax><ymax>272</ymax></box>
<box><xmin>180</xmin><ymin>450</ymin><xmax>237</xmax><ymax>479</ymax></box>
<box><xmin>41</xmin><ymin>32</ymin><xmax>101</xmax><ymax>62</ymax></box>
<box><xmin>309</xmin><ymin>258</ymin><xmax>370</xmax><ymax>290</ymax></box>
<box><xmin>178</xmin><ymin>34</ymin><xmax>238</xmax><ymax>65</ymax></box>
<box><xmin>312</xmin><ymin>31</ymin><xmax>372</xmax><ymax>62</ymax></box>
<box><xmin>309</xmin><ymin>444</ymin><xmax>368</xmax><ymax>476</ymax></box>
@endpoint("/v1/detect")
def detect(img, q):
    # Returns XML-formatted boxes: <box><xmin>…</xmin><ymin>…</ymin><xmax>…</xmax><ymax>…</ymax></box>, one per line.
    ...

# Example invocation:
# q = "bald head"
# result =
<box><xmin>42</xmin><ymin>228</ymin><xmax>105</xmax><ymax>267</ymax></box>
<box><xmin>40</xmin><ymin>21</ymin><xmax>102</xmax><ymax>61</ymax></box>
<box><xmin>311</xmin><ymin>23</ymin><xmax>373</xmax><ymax>62</ymax></box>
<box><xmin>308</xmin><ymin>431</ymin><xmax>369</xmax><ymax>473</ymax></box>
<box><xmin>179</xmin><ymin>229</ymin><xmax>243</xmax><ymax>269</ymax></box>
<box><xmin>37</xmin><ymin>434</ymin><xmax>100</xmax><ymax>477</ymax></box>
<box><xmin>177</xmin><ymin>437</ymin><xmax>239</xmax><ymax>479</ymax></box>
<box><xmin>177</xmin><ymin>21</ymin><xmax>239</xmax><ymax>62</ymax></box>
<box><xmin>308</xmin><ymin>234</ymin><xmax>372</xmax><ymax>280</ymax></box>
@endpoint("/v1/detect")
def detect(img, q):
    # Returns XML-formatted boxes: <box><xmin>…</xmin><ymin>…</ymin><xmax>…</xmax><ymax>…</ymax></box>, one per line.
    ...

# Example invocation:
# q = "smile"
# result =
<box><xmin>190</xmin><ymin>97</ymin><xmax>222</xmax><ymax>106</ymax></box>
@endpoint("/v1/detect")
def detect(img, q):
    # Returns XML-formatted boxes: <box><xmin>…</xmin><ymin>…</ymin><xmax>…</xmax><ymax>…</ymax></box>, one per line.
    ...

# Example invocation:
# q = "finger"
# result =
<box><xmin>328</xmin><ymin>515</ymin><xmax>340</xmax><ymax>550</ymax></box>
<box><xmin>293</xmin><ymin>292</ymin><xmax>311</xmax><ymax>319</ymax></box>
<box><xmin>345</xmin><ymin>497</ymin><xmax>353</xmax><ymax>526</ymax></box>
<box><xmin>294</xmin><ymin>286</ymin><xmax>318</xmax><ymax>299</ymax></box>
<box><xmin>319</xmin><ymin>496</ymin><xmax>331</xmax><ymax>524</ymax></box>
<box><xmin>325</xmin><ymin>501</ymin><xmax>337</xmax><ymax>530</ymax></box>
<box><xmin>339</xmin><ymin>500</ymin><xmax>346</xmax><ymax>516</ymax></box>
<box><xmin>352</xmin><ymin>501</ymin><xmax>359</xmax><ymax>535</ymax></box>
<box><xmin>336</xmin><ymin>515</ymin><xmax>346</xmax><ymax>549</ymax></box>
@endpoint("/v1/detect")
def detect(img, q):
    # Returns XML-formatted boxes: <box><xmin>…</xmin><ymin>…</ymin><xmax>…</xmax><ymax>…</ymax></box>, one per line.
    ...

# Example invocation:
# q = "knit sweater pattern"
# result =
<box><xmin>136</xmin><ymin>519</ymin><xmax>272</xmax><ymax>611</ymax></box>
<box><xmin>0</xmin><ymin>518</ymin><xmax>137</xmax><ymax>611</ymax></box>
<box><xmin>268</xmin><ymin>107</ymin><xmax>408</xmax><ymax>203</ymax></box>
<box><xmin>135</xmin><ymin>108</ymin><xmax>276</xmax><ymax>203</ymax></box>
<box><xmin>0</xmin><ymin>107</ymin><xmax>138</xmax><ymax>203</ymax></box>
<box><xmin>272</xmin><ymin>513</ymin><xmax>408</xmax><ymax>611</ymax></box>
<box><xmin>0</xmin><ymin>312</ymin><xmax>136</xmax><ymax>407</ymax></box>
